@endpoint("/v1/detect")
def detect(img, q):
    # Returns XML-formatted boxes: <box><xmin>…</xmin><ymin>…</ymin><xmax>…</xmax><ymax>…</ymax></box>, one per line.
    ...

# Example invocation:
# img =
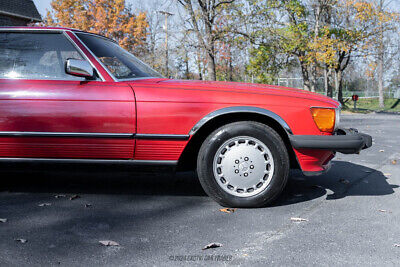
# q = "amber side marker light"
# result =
<box><xmin>310</xmin><ymin>107</ymin><xmax>336</xmax><ymax>133</ymax></box>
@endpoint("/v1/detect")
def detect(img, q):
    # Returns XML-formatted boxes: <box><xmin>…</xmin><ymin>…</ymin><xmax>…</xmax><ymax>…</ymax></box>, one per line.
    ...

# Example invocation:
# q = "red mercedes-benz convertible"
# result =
<box><xmin>0</xmin><ymin>27</ymin><xmax>372</xmax><ymax>207</ymax></box>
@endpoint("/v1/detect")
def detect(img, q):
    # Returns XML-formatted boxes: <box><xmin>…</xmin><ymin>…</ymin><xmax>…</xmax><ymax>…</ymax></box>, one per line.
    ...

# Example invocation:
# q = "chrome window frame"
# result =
<box><xmin>74</xmin><ymin>32</ymin><xmax>163</xmax><ymax>82</ymax></box>
<box><xmin>0</xmin><ymin>28</ymin><xmax>105</xmax><ymax>82</ymax></box>
<box><xmin>72</xmin><ymin>32</ymin><xmax>118</xmax><ymax>82</ymax></box>
<box><xmin>63</xmin><ymin>31</ymin><xmax>105</xmax><ymax>81</ymax></box>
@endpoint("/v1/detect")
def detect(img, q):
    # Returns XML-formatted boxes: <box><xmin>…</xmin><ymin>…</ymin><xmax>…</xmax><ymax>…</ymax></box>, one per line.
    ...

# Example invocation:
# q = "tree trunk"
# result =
<box><xmin>378</xmin><ymin>51</ymin><xmax>384</xmax><ymax>108</ymax></box>
<box><xmin>197</xmin><ymin>50</ymin><xmax>203</xmax><ymax>80</ymax></box>
<box><xmin>377</xmin><ymin>0</ymin><xmax>385</xmax><ymax>108</ymax></box>
<box><xmin>324</xmin><ymin>66</ymin><xmax>333</xmax><ymax>97</ymax></box>
<box><xmin>310</xmin><ymin>65</ymin><xmax>316</xmax><ymax>92</ymax></box>
<box><xmin>300</xmin><ymin>62</ymin><xmax>311</xmax><ymax>91</ymax></box>
<box><xmin>185</xmin><ymin>50</ymin><xmax>190</xmax><ymax>79</ymax></box>
<box><xmin>335</xmin><ymin>70</ymin><xmax>344</xmax><ymax>104</ymax></box>
<box><xmin>180</xmin><ymin>0</ymin><xmax>216</xmax><ymax>81</ymax></box>
<box><xmin>324</xmin><ymin>66</ymin><xmax>329</xmax><ymax>95</ymax></box>
<box><xmin>206</xmin><ymin>52</ymin><xmax>217</xmax><ymax>81</ymax></box>
<box><xmin>228</xmin><ymin>50</ymin><xmax>233</xmax><ymax>81</ymax></box>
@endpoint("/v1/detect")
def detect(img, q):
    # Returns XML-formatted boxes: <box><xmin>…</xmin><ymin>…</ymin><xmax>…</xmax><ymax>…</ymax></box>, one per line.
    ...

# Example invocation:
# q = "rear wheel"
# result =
<box><xmin>197</xmin><ymin>121</ymin><xmax>289</xmax><ymax>207</ymax></box>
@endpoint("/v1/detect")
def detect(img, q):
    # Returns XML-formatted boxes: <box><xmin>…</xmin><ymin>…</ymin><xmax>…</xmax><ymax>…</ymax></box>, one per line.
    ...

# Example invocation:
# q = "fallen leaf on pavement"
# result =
<box><xmin>290</xmin><ymin>217</ymin><xmax>308</xmax><ymax>222</ymax></box>
<box><xmin>38</xmin><ymin>203</ymin><xmax>51</xmax><ymax>207</ymax></box>
<box><xmin>311</xmin><ymin>185</ymin><xmax>323</xmax><ymax>189</ymax></box>
<box><xmin>219</xmin><ymin>208</ymin><xmax>236</xmax><ymax>214</ymax></box>
<box><xmin>15</xmin><ymin>239</ymin><xmax>27</xmax><ymax>243</ymax></box>
<box><xmin>202</xmin><ymin>242</ymin><xmax>223</xmax><ymax>250</ymax></box>
<box><xmin>391</xmin><ymin>160</ymin><xmax>397</xmax><ymax>165</ymax></box>
<box><xmin>99</xmin><ymin>240</ymin><xmax>119</xmax><ymax>246</ymax></box>
<box><xmin>70</xmin><ymin>195</ymin><xmax>80</xmax><ymax>200</ymax></box>
<box><xmin>85</xmin><ymin>204</ymin><xmax>92</xmax><ymax>208</ymax></box>
<box><xmin>55</xmin><ymin>194</ymin><xmax>66</xmax><ymax>199</ymax></box>
<box><xmin>379</xmin><ymin>150</ymin><xmax>384</xmax><ymax>152</ymax></box>
<box><xmin>339</xmin><ymin>178</ymin><xmax>350</xmax><ymax>184</ymax></box>
<box><xmin>0</xmin><ymin>218</ymin><xmax>7</xmax><ymax>223</ymax></box>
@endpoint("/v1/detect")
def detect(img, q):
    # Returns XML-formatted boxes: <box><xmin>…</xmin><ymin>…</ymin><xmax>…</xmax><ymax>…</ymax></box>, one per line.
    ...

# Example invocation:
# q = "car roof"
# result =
<box><xmin>0</xmin><ymin>26</ymin><xmax>115</xmax><ymax>42</ymax></box>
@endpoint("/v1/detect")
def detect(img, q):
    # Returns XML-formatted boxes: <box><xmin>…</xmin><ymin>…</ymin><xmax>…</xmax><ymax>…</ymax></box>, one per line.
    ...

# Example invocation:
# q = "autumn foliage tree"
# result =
<box><xmin>45</xmin><ymin>0</ymin><xmax>149</xmax><ymax>55</ymax></box>
<box><xmin>245</xmin><ymin>0</ymin><xmax>399</xmax><ymax>104</ymax></box>
<box><xmin>311</xmin><ymin>0</ymin><xmax>399</xmax><ymax>103</ymax></box>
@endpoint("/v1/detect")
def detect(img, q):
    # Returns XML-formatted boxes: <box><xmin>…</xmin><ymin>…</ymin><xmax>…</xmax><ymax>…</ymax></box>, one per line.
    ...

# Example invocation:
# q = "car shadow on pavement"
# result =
<box><xmin>273</xmin><ymin>160</ymin><xmax>398</xmax><ymax>207</ymax></box>
<box><xmin>0</xmin><ymin>160</ymin><xmax>397</xmax><ymax>206</ymax></box>
<box><xmin>0</xmin><ymin>162</ymin><xmax>206</xmax><ymax>197</ymax></box>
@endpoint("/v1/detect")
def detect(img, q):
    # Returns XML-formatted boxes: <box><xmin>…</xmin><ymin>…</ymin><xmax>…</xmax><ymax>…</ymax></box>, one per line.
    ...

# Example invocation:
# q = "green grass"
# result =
<box><xmin>343</xmin><ymin>98</ymin><xmax>400</xmax><ymax>113</ymax></box>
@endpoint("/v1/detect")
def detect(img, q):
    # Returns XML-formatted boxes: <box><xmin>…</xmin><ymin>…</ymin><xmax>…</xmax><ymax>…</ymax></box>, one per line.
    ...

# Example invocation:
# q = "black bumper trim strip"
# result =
<box><xmin>289</xmin><ymin>128</ymin><xmax>372</xmax><ymax>154</ymax></box>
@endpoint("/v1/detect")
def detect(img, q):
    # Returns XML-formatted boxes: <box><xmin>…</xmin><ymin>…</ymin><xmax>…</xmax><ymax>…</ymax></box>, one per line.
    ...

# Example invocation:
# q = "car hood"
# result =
<box><xmin>154</xmin><ymin>79</ymin><xmax>339</xmax><ymax>107</ymax></box>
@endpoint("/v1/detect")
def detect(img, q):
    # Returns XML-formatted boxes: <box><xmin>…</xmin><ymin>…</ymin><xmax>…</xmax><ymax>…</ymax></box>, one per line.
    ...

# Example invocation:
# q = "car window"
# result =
<box><xmin>76</xmin><ymin>33</ymin><xmax>162</xmax><ymax>80</ymax></box>
<box><xmin>0</xmin><ymin>32</ymin><xmax>91</xmax><ymax>80</ymax></box>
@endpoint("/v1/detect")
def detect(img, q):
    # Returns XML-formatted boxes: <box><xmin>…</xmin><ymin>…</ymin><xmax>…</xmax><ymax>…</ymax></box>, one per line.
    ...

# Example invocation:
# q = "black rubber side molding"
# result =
<box><xmin>289</xmin><ymin>128</ymin><xmax>372</xmax><ymax>154</ymax></box>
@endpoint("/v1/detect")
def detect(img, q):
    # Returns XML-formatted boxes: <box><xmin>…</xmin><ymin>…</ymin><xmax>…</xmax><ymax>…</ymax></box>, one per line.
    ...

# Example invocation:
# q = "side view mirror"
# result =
<box><xmin>65</xmin><ymin>59</ymin><xmax>94</xmax><ymax>79</ymax></box>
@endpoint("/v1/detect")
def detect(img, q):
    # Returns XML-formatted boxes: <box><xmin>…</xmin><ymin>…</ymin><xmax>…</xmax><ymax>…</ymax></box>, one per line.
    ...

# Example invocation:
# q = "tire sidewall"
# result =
<box><xmin>197</xmin><ymin>122</ymin><xmax>289</xmax><ymax>207</ymax></box>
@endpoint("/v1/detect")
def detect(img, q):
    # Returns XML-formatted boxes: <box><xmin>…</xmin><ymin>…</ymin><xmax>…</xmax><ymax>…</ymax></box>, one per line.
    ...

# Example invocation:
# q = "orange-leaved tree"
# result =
<box><xmin>45</xmin><ymin>0</ymin><xmax>149</xmax><ymax>55</ymax></box>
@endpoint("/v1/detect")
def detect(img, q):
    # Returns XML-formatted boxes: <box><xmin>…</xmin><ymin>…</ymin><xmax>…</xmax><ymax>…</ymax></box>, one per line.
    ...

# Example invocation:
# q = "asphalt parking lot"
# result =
<box><xmin>0</xmin><ymin>113</ymin><xmax>399</xmax><ymax>266</ymax></box>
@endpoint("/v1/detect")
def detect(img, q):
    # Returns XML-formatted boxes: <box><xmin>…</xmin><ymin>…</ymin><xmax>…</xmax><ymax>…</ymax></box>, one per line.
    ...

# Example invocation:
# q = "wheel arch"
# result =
<box><xmin>176</xmin><ymin>106</ymin><xmax>299</xmax><ymax>171</ymax></box>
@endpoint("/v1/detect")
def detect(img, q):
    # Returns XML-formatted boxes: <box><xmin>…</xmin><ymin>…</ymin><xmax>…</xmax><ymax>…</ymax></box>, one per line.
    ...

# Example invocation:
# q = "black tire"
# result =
<box><xmin>197</xmin><ymin>121</ymin><xmax>290</xmax><ymax>208</ymax></box>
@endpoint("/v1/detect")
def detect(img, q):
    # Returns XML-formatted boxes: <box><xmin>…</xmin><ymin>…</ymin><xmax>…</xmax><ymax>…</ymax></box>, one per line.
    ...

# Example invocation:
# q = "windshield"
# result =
<box><xmin>76</xmin><ymin>33</ymin><xmax>162</xmax><ymax>80</ymax></box>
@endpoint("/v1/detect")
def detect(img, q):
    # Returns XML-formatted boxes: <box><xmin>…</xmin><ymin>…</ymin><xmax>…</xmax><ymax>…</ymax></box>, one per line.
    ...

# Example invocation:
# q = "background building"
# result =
<box><xmin>0</xmin><ymin>0</ymin><xmax>42</xmax><ymax>26</ymax></box>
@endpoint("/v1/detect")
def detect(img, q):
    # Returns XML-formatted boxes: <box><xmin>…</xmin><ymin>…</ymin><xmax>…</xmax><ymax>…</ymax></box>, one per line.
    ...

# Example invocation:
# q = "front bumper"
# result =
<box><xmin>289</xmin><ymin>128</ymin><xmax>372</xmax><ymax>154</ymax></box>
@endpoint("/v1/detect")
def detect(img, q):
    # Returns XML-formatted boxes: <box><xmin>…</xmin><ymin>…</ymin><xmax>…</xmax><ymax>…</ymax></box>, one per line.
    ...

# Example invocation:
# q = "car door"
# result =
<box><xmin>0</xmin><ymin>30</ymin><xmax>136</xmax><ymax>159</ymax></box>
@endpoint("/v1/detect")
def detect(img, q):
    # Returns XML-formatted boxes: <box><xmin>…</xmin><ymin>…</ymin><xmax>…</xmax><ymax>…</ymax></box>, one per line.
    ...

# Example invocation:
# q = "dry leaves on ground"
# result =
<box><xmin>391</xmin><ymin>160</ymin><xmax>397</xmax><ymax>165</ymax></box>
<box><xmin>378</xmin><ymin>209</ymin><xmax>392</xmax><ymax>213</ymax></box>
<box><xmin>202</xmin><ymin>242</ymin><xmax>223</xmax><ymax>250</ymax></box>
<box><xmin>219</xmin><ymin>208</ymin><xmax>236</xmax><ymax>214</ymax></box>
<box><xmin>85</xmin><ymin>204</ymin><xmax>92</xmax><ymax>208</ymax></box>
<box><xmin>99</xmin><ymin>240</ymin><xmax>120</xmax><ymax>246</ymax></box>
<box><xmin>290</xmin><ymin>217</ymin><xmax>308</xmax><ymax>222</ymax></box>
<box><xmin>15</xmin><ymin>239</ymin><xmax>27</xmax><ymax>243</ymax></box>
<box><xmin>311</xmin><ymin>185</ymin><xmax>323</xmax><ymax>189</ymax></box>
<box><xmin>70</xmin><ymin>195</ymin><xmax>80</xmax><ymax>200</ymax></box>
<box><xmin>379</xmin><ymin>150</ymin><xmax>384</xmax><ymax>152</ymax></box>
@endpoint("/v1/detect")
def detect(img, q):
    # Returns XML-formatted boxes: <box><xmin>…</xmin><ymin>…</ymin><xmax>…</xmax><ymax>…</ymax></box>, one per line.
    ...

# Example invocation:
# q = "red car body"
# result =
<box><xmin>0</xmin><ymin>27</ymin><xmax>371</xmax><ymax>177</ymax></box>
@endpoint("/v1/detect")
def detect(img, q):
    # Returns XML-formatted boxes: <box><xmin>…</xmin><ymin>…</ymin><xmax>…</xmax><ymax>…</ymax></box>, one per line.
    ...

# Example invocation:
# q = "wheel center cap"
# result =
<box><xmin>239</xmin><ymin>161</ymin><xmax>249</xmax><ymax>172</ymax></box>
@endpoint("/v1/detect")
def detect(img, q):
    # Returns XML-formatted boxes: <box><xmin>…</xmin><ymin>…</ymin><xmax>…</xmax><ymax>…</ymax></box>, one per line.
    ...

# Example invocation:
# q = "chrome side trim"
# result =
<box><xmin>63</xmin><ymin>31</ymin><xmax>105</xmax><ymax>81</ymax></box>
<box><xmin>189</xmin><ymin>106</ymin><xmax>293</xmax><ymax>135</ymax></box>
<box><xmin>72</xmin><ymin>32</ymin><xmax>118</xmax><ymax>82</ymax></box>
<box><xmin>0</xmin><ymin>132</ymin><xmax>134</xmax><ymax>138</ymax></box>
<box><xmin>0</xmin><ymin>132</ymin><xmax>191</xmax><ymax>140</ymax></box>
<box><xmin>0</xmin><ymin>158</ymin><xmax>177</xmax><ymax>165</ymax></box>
<box><xmin>135</xmin><ymin>134</ymin><xmax>190</xmax><ymax>140</ymax></box>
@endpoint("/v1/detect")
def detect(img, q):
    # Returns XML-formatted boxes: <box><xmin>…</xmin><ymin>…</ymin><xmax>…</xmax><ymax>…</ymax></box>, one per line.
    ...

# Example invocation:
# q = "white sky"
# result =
<box><xmin>33</xmin><ymin>0</ymin><xmax>174</xmax><ymax>17</ymax></box>
<box><xmin>33</xmin><ymin>0</ymin><xmax>400</xmax><ymax>19</ymax></box>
